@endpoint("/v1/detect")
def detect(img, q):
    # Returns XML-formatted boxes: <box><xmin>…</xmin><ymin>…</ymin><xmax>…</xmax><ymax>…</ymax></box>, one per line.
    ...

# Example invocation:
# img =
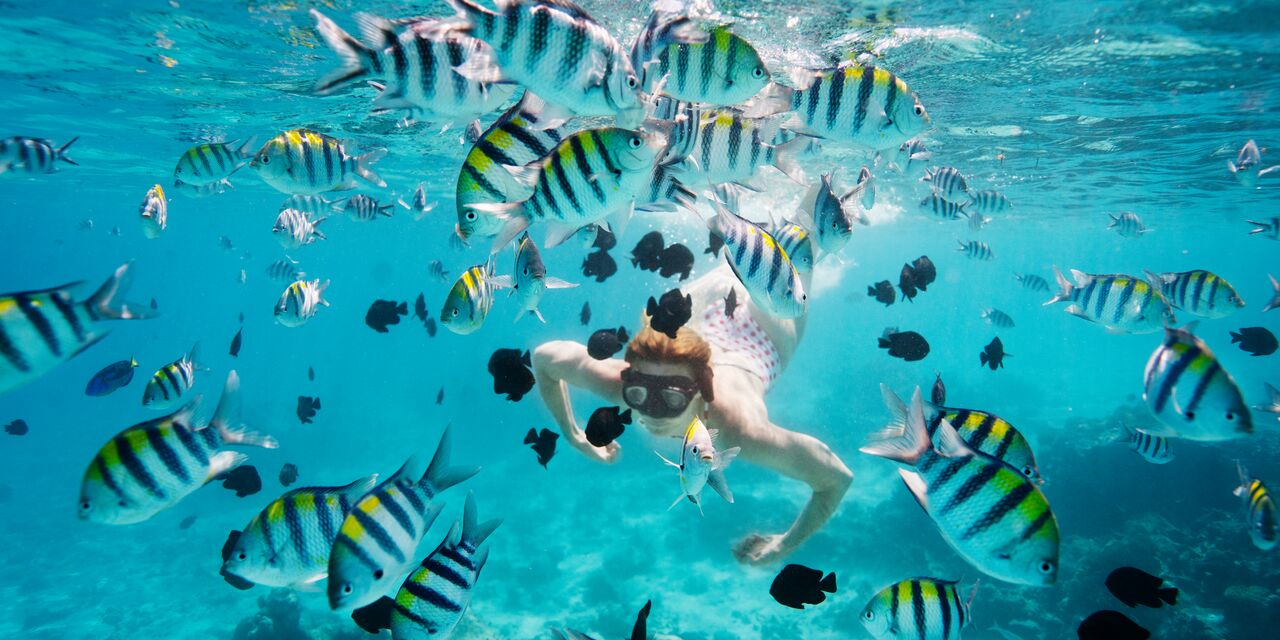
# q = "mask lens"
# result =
<box><xmin>623</xmin><ymin>385</ymin><xmax>648</xmax><ymax>406</ymax></box>
<box><xmin>660</xmin><ymin>388</ymin><xmax>690</xmax><ymax>411</ymax></box>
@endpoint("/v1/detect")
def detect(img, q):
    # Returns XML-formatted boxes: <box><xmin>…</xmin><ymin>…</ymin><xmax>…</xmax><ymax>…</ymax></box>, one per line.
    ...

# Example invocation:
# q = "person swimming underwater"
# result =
<box><xmin>532</xmin><ymin>264</ymin><xmax>852</xmax><ymax>564</ymax></box>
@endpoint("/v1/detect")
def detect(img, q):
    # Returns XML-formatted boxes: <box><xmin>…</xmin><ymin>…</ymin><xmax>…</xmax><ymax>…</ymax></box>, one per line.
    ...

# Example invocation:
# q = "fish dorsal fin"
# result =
<box><xmin>933</xmin><ymin>418</ymin><xmax>973</xmax><ymax>459</ymax></box>
<box><xmin>340</xmin><ymin>474</ymin><xmax>380</xmax><ymax>499</ymax></box>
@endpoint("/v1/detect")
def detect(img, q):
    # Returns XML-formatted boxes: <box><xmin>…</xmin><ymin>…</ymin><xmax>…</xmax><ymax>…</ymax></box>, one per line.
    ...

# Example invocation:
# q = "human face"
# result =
<box><xmin>622</xmin><ymin>360</ymin><xmax>701</xmax><ymax>435</ymax></box>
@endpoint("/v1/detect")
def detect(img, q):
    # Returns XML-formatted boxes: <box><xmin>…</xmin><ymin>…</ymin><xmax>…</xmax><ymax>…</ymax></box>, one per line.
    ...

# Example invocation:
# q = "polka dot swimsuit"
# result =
<box><xmin>699</xmin><ymin>294</ymin><xmax>783</xmax><ymax>390</ymax></box>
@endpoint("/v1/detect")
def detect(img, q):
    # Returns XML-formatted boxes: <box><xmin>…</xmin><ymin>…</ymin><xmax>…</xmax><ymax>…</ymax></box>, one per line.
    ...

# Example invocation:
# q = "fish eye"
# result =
<box><xmin>451</xmin><ymin>308</ymin><xmax>459</xmax><ymax>317</ymax></box>
<box><xmin>1039</xmin><ymin>561</ymin><xmax>1055</xmax><ymax>574</ymax></box>
<box><xmin>118</xmin><ymin>500</ymin><xmax>127</xmax><ymax>507</ymax></box>
<box><xmin>626</xmin><ymin>74</ymin><xmax>638</xmax><ymax>89</ymax></box>
<box><xmin>1226</xmin><ymin>411</ymin><xmax>1235</xmax><ymax>421</ymax></box>
<box><xmin>238</xmin><ymin>552</ymin><xmax>247</xmax><ymax>560</ymax></box>
<box><xmin>373</xmin><ymin>569</ymin><xmax>384</xmax><ymax>580</ymax></box>
<box><xmin>691</xmin><ymin>446</ymin><xmax>699</xmax><ymax>454</ymax></box>
<box><xmin>1185</xmin><ymin>411</ymin><xmax>1196</xmax><ymax>421</ymax></box>
<box><xmin>258</xmin><ymin>154</ymin><xmax>269</xmax><ymax>164</ymax></box>
<box><xmin>1022</xmin><ymin>465</ymin><xmax>1035</xmax><ymax>477</ymax></box>
<box><xmin>342</xmin><ymin>584</ymin><xmax>353</xmax><ymax>594</ymax></box>
<box><xmin>914</xmin><ymin>104</ymin><xmax>924</xmax><ymax>117</ymax></box>
<box><xmin>752</xmin><ymin>67</ymin><xmax>766</xmax><ymax>79</ymax></box>
<box><xmin>80</xmin><ymin>500</ymin><xmax>90</xmax><ymax>510</ymax></box>
<box><xmin>466</xmin><ymin>212</ymin><xmax>476</xmax><ymax>220</ymax></box>
<box><xmin>628</xmin><ymin>136</ymin><xmax>643</xmax><ymax>149</ymax></box>
<box><xmin>863</xmin><ymin>611</ymin><xmax>875</xmax><ymax>620</ymax></box>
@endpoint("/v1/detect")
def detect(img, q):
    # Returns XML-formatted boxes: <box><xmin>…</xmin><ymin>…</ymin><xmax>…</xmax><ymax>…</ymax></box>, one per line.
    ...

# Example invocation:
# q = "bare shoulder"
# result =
<box><xmin>705</xmin><ymin>366</ymin><xmax>774</xmax><ymax>448</ymax></box>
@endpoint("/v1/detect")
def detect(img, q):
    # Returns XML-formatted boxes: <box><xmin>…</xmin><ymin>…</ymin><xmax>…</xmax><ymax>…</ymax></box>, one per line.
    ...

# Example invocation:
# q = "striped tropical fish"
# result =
<box><xmin>1142</xmin><ymin>325</ymin><xmax>1251</xmax><ymax>441</ymax></box>
<box><xmin>327</xmin><ymin>427</ymin><xmax>480</xmax><ymax>610</ymax></box>
<box><xmin>921</xmin><ymin>193</ymin><xmax>964</xmax><ymax>220</ymax></box>
<box><xmin>172</xmin><ymin>179</ymin><xmax>233</xmax><ymax>197</ymax></box>
<box><xmin>1247</xmin><ymin>216</ymin><xmax>1279</xmax><ymax>240</ymax></box>
<box><xmin>0</xmin><ymin>135</ymin><xmax>78</xmax><ymax>175</ymax></box>
<box><xmin>0</xmin><ymin>263</ymin><xmax>151</xmax><ymax>394</ymax></box>
<box><xmin>455</xmin><ymin>91</ymin><xmax>570</xmax><ymax>246</ymax></box>
<box><xmin>957</xmin><ymin>240</ymin><xmax>994</xmax><ymax>261</ymax></box>
<box><xmin>265</xmin><ymin>258</ymin><xmax>305</xmax><ymax>283</ymax></box>
<box><xmin>489</xmin><ymin>234</ymin><xmax>578</xmax><ymax>323</ymax></box>
<box><xmin>399</xmin><ymin>183</ymin><xmax>438</xmax><ymax>221</ymax></box>
<box><xmin>1234</xmin><ymin>463</ymin><xmax>1277</xmax><ymax>550</ymax></box>
<box><xmin>895</xmin><ymin>138</ymin><xmax>931</xmax><ymax>172</ymax></box>
<box><xmin>921</xmin><ymin>166</ymin><xmax>971</xmax><ymax>202</ymax></box>
<box><xmin>350</xmin><ymin>492</ymin><xmax>502</xmax><ymax>638</ymax></box>
<box><xmin>1228</xmin><ymin>139</ymin><xmax>1280</xmax><ymax>188</ymax></box>
<box><xmin>965</xmin><ymin>190</ymin><xmax>1012</xmax><ymax>215</ymax></box>
<box><xmin>138</xmin><ymin>184</ymin><xmax>167</xmax><ymax>239</ymax></box>
<box><xmin>173</xmin><ymin>139</ymin><xmax>253</xmax><ymax>189</ymax></box>
<box><xmin>642</xmin><ymin>24</ymin><xmax>770</xmax><ymax>106</ymax></box>
<box><xmin>796</xmin><ymin>173</ymin><xmax>857</xmax><ymax>255</ymax></box>
<box><xmin>250</xmin><ymin>129</ymin><xmax>386</xmax><ymax>195</ymax></box>
<box><xmin>662</xmin><ymin>109</ymin><xmax>807</xmax><ymax>190</ymax></box>
<box><xmin>1107</xmin><ymin>211</ymin><xmax>1149</xmax><ymax>237</ymax></box>
<box><xmin>78</xmin><ymin>371</ymin><xmax>277</xmax><ymax>525</ymax></box>
<box><xmin>859</xmin><ymin>577</ymin><xmax>974</xmax><ymax>640</ymax></box>
<box><xmin>981</xmin><ymin>308</ymin><xmax>1014</xmax><ymax>328</ymax></box>
<box><xmin>861</xmin><ymin>386</ymin><xmax>1060</xmax><ymax>586</ymax></box>
<box><xmin>708</xmin><ymin>200</ymin><xmax>807</xmax><ymax>319</ymax></box>
<box><xmin>481</xmin><ymin>126</ymin><xmax>667</xmax><ymax>251</ymax></box>
<box><xmin>769</xmin><ymin>221</ymin><xmax>815</xmax><ymax>274</ymax></box>
<box><xmin>1013</xmin><ymin>272</ymin><xmax>1049</xmax><ymax>293</ymax></box>
<box><xmin>441</xmin><ymin>259</ymin><xmax>505</xmax><ymax>334</ymax></box>
<box><xmin>280</xmin><ymin>195</ymin><xmax>343</xmax><ymax>217</ymax></box>
<box><xmin>1256</xmin><ymin>382</ymin><xmax>1280</xmax><ymax>421</ymax></box>
<box><xmin>638</xmin><ymin>160</ymin><xmax>697</xmax><ymax>214</ymax></box>
<box><xmin>141</xmin><ymin>343</ymin><xmax>200</xmax><ymax>410</ymax></box>
<box><xmin>746</xmin><ymin>62</ymin><xmax>930</xmax><ymax>151</ymax></box>
<box><xmin>1146</xmin><ymin>270</ymin><xmax>1244</xmax><ymax>319</ymax></box>
<box><xmin>273</xmin><ymin>208</ymin><xmax>329</xmax><ymax>249</ymax></box>
<box><xmin>1121</xmin><ymin>426</ymin><xmax>1173</xmax><ymax>464</ymax></box>
<box><xmin>310</xmin><ymin>11</ymin><xmax>515</xmax><ymax>125</ymax></box>
<box><xmin>925</xmin><ymin>402</ymin><xmax>1042</xmax><ymax>483</ymax></box>
<box><xmin>275</xmin><ymin>279</ymin><xmax>330</xmax><ymax>328</ymax></box>
<box><xmin>221</xmin><ymin>475</ymin><xmax>379</xmax><ymax>588</ymax></box>
<box><xmin>1044</xmin><ymin>268</ymin><xmax>1174</xmax><ymax>334</ymax></box>
<box><xmin>444</xmin><ymin>0</ymin><xmax>650</xmax><ymax>125</ymax></box>
<box><xmin>344</xmin><ymin>194</ymin><xmax>394</xmax><ymax>221</ymax></box>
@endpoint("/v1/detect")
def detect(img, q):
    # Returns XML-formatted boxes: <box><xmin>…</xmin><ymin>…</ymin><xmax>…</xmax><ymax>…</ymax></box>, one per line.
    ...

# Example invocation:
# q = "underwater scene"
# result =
<box><xmin>1</xmin><ymin>0</ymin><xmax>1279</xmax><ymax>638</ymax></box>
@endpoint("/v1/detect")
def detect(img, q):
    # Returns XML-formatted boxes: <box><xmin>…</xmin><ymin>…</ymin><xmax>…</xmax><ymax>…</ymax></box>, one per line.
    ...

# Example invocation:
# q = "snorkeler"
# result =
<box><xmin>532</xmin><ymin>264</ymin><xmax>852</xmax><ymax>564</ymax></box>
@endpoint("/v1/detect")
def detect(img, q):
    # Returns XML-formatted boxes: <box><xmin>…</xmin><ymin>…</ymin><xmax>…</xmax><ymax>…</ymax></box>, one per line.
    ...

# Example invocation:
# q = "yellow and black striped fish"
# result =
<box><xmin>349</xmin><ymin>492</ymin><xmax>501</xmax><ymax>638</ymax></box>
<box><xmin>250</xmin><ymin>129</ymin><xmax>386</xmax><ymax>195</ymax></box>
<box><xmin>642</xmin><ymin>24</ymin><xmax>770</xmax><ymax>106</ymax></box>
<box><xmin>1147</xmin><ymin>269</ymin><xmax>1245</xmax><ymax>319</ymax></box>
<box><xmin>862</xmin><ymin>386</ymin><xmax>1060</xmax><ymax>586</ymax></box>
<box><xmin>1234</xmin><ymin>463</ymin><xmax>1278</xmax><ymax>551</ymax></box>
<box><xmin>860</xmin><ymin>577</ymin><xmax>974</xmax><ymax>640</ymax></box>
<box><xmin>172</xmin><ymin>139</ymin><xmax>254</xmax><ymax>189</ymax></box>
<box><xmin>441</xmin><ymin>259</ymin><xmax>504</xmax><ymax>335</ymax></box>
<box><xmin>0</xmin><ymin>135</ymin><xmax>78</xmax><ymax>175</ymax></box>
<box><xmin>0</xmin><ymin>262</ymin><xmax>150</xmax><ymax>395</ymax></box>
<box><xmin>327</xmin><ymin>427</ymin><xmax>479</xmax><ymax>610</ymax></box>
<box><xmin>1045</xmin><ymin>268</ymin><xmax>1174</xmax><ymax>334</ymax></box>
<box><xmin>79</xmin><ymin>371</ymin><xmax>277</xmax><ymax>525</ymax></box>
<box><xmin>664</xmin><ymin>108</ymin><xmax>808</xmax><ymax>189</ymax></box>
<box><xmin>926</xmin><ymin>402</ymin><xmax>1042</xmax><ymax>483</ymax></box>
<box><xmin>221</xmin><ymin>474</ymin><xmax>378</xmax><ymax>588</ymax></box>
<box><xmin>1143</xmin><ymin>325</ymin><xmax>1250</xmax><ymax>441</ymax></box>
<box><xmin>141</xmin><ymin>343</ymin><xmax>199</xmax><ymax>411</ymax></box>
<box><xmin>709</xmin><ymin>200</ymin><xmax>807</xmax><ymax>319</ymax></box>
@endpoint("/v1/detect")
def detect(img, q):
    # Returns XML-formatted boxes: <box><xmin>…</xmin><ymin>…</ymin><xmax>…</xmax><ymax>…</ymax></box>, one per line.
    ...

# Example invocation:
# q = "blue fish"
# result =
<box><xmin>85</xmin><ymin>358</ymin><xmax>138</xmax><ymax>397</ymax></box>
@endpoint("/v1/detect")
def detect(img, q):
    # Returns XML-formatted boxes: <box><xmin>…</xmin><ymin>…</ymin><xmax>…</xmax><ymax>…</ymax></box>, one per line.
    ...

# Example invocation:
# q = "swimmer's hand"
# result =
<box><xmin>570</xmin><ymin>436</ymin><xmax>621</xmax><ymax>464</ymax></box>
<box><xmin>732</xmin><ymin>532</ymin><xmax>788</xmax><ymax>565</ymax></box>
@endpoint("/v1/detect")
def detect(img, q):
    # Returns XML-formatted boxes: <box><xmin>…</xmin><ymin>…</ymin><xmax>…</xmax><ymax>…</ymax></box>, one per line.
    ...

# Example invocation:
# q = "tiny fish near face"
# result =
<box><xmin>655</xmin><ymin>417</ymin><xmax>740</xmax><ymax>515</ymax></box>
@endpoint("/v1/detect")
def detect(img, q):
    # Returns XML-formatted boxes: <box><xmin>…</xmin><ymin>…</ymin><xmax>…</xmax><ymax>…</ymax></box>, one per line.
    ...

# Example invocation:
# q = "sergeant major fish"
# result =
<box><xmin>708</xmin><ymin>200</ymin><xmax>807</xmax><ymax>319</ymax></box>
<box><xmin>1142</xmin><ymin>325</ymin><xmax>1250</xmax><ymax>441</ymax></box>
<box><xmin>221</xmin><ymin>474</ymin><xmax>379</xmax><ymax>588</ymax></box>
<box><xmin>251</xmin><ymin>129</ymin><xmax>386</xmax><ymax>195</ymax></box>
<box><xmin>0</xmin><ymin>135</ymin><xmax>78</xmax><ymax>175</ymax></box>
<box><xmin>275</xmin><ymin>279</ymin><xmax>331</xmax><ymax>328</ymax></box>
<box><xmin>924</xmin><ymin>401</ymin><xmax>1043</xmax><ymax>483</ymax></box>
<box><xmin>328</xmin><ymin>427</ymin><xmax>479</xmax><ymax>610</ymax></box>
<box><xmin>921</xmin><ymin>166</ymin><xmax>971</xmax><ymax>202</ymax></box>
<box><xmin>139</xmin><ymin>184</ymin><xmax>168</xmax><ymax>239</ymax></box>
<box><xmin>861</xmin><ymin>386</ymin><xmax>1060</xmax><ymax>586</ymax></box>
<box><xmin>273</xmin><ymin>208</ymin><xmax>329</xmax><ymax>249</ymax></box>
<box><xmin>1044</xmin><ymin>268</ymin><xmax>1174</xmax><ymax>334</ymax></box>
<box><xmin>441</xmin><ymin>259</ymin><xmax>506</xmax><ymax>334</ymax></box>
<box><xmin>280</xmin><ymin>195</ymin><xmax>343</xmax><ymax>217</ymax></box>
<box><xmin>1227</xmin><ymin>139</ymin><xmax>1280</xmax><ymax>188</ymax></box>
<box><xmin>344</xmin><ymin>194</ymin><xmax>394</xmax><ymax>221</ymax></box>
<box><xmin>860</xmin><ymin>577</ymin><xmax>975</xmax><ymax>640</ymax></box>
<box><xmin>398</xmin><ymin>183</ymin><xmax>438</xmax><ymax>221</ymax></box>
<box><xmin>79</xmin><ymin>371</ymin><xmax>277</xmax><ymax>525</ymax></box>
<box><xmin>637</xmin><ymin>20</ymin><xmax>770</xmax><ymax>107</ymax></box>
<box><xmin>265</xmin><ymin>258</ymin><xmax>305</xmax><ymax>282</ymax></box>
<box><xmin>490</xmin><ymin>234</ymin><xmax>578</xmax><ymax>323</ymax></box>
<box><xmin>795</xmin><ymin>172</ymin><xmax>861</xmax><ymax>255</ymax></box>
<box><xmin>173</xmin><ymin>139</ymin><xmax>254</xmax><ymax>190</ymax></box>
<box><xmin>662</xmin><ymin>108</ymin><xmax>808</xmax><ymax>191</ymax></box>
<box><xmin>1233</xmin><ymin>462</ymin><xmax>1277</xmax><ymax>550</ymax></box>
<box><xmin>957</xmin><ymin>240</ymin><xmax>994</xmax><ymax>261</ymax></box>
<box><xmin>0</xmin><ymin>262</ymin><xmax>150</xmax><ymax>394</ymax></box>
<box><xmin>769</xmin><ymin>220</ymin><xmax>815</xmax><ymax>274</ymax></box>
<box><xmin>1108</xmin><ymin>212</ymin><xmax>1149</xmax><ymax>238</ymax></box>
<box><xmin>1121</xmin><ymin>426</ymin><xmax>1173</xmax><ymax>465</ymax></box>
<box><xmin>1145</xmin><ymin>270</ymin><xmax>1244</xmax><ymax>319</ymax></box>
<box><xmin>655</xmin><ymin>416</ymin><xmax>739</xmax><ymax>515</ymax></box>
<box><xmin>141</xmin><ymin>343</ymin><xmax>200</xmax><ymax>410</ymax></box>
<box><xmin>921</xmin><ymin>193</ymin><xmax>964</xmax><ymax>220</ymax></box>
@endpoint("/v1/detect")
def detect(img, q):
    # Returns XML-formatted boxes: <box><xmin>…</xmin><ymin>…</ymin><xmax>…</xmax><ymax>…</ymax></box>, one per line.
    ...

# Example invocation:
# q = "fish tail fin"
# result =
<box><xmin>206</xmin><ymin>451</ymin><xmax>249</xmax><ymax>483</ymax></box>
<box><xmin>1233</xmin><ymin>460</ymin><xmax>1250</xmax><ymax>496</ymax></box>
<box><xmin>56</xmin><ymin>136</ymin><xmax>79</xmax><ymax>165</ymax></box>
<box><xmin>966</xmin><ymin>579</ymin><xmax>980</xmax><ymax>611</ymax></box>
<box><xmin>1106</xmin><ymin>212</ymin><xmax>1119</xmax><ymax>228</ymax></box>
<box><xmin>819</xmin><ymin>572</ymin><xmax>837</xmax><ymax>593</ymax></box>
<box><xmin>310</xmin><ymin>9</ymin><xmax>379</xmax><ymax>94</ymax></box>
<box><xmin>772</xmin><ymin>136</ymin><xmax>809</xmax><ymax>184</ymax></box>
<box><xmin>461</xmin><ymin>491</ymin><xmax>503</xmax><ymax>548</ymax></box>
<box><xmin>234</xmin><ymin>136</ymin><xmax>259</xmax><ymax>160</ymax></box>
<box><xmin>1158</xmin><ymin>586</ymin><xmax>1178</xmax><ymax>606</ymax></box>
<box><xmin>859</xmin><ymin>385</ymin><xmax>931</xmax><ymax>466</ymax></box>
<box><xmin>85</xmin><ymin>261</ymin><xmax>154</xmax><ymax>320</ymax></box>
<box><xmin>213</xmin><ymin>371</ymin><xmax>278</xmax><ymax>449</ymax></box>
<box><xmin>352</xmin><ymin>148</ymin><xmax>387</xmax><ymax>188</ymax></box>
<box><xmin>1044</xmin><ymin>265</ymin><xmax>1073</xmax><ymax>306</ymax></box>
<box><xmin>742</xmin><ymin>82</ymin><xmax>795</xmax><ymax>118</ymax></box>
<box><xmin>979</xmin><ymin>351</ymin><xmax>990</xmax><ymax>366</ymax></box>
<box><xmin>419</xmin><ymin>424</ymin><xmax>481</xmax><ymax>495</ymax></box>
<box><xmin>350</xmin><ymin>597</ymin><xmax>395</xmax><ymax>634</ymax></box>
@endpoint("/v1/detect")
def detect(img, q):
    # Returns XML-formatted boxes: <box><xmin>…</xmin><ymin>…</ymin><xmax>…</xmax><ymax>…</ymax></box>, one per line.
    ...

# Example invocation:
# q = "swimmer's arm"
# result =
<box><xmin>718</xmin><ymin>402</ymin><xmax>852</xmax><ymax>563</ymax></box>
<box><xmin>531</xmin><ymin>340</ymin><xmax>626</xmax><ymax>464</ymax></box>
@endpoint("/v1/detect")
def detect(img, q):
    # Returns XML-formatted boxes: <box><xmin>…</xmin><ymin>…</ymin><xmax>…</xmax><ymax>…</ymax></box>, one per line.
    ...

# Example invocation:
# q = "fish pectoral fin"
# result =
<box><xmin>707</xmin><ymin>469</ymin><xmax>734</xmax><ymax>504</ymax></box>
<box><xmin>291</xmin><ymin>574</ymin><xmax>327</xmax><ymax>592</ymax></box>
<box><xmin>205</xmin><ymin>451</ymin><xmax>249</xmax><ymax>484</ymax></box>
<box><xmin>542</xmin><ymin>222</ymin><xmax>580</xmax><ymax>249</ymax></box>
<box><xmin>543</xmin><ymin>276</ymin><xmax>579</xmax><ymax>290</ymax></box>
<box><xmin>654</xmin><ymin>451</ymin><xmax>681</xmax><ymax>469</ymax></box>
<box><xmin>897</xmin><ymin>468</ymin><xmax>931</xmax><ymax>512</ymax></box>
<box><xmin>667</xmin><ymin>492</ymin><xmax>687</xmax><ymax>511</ymax></box>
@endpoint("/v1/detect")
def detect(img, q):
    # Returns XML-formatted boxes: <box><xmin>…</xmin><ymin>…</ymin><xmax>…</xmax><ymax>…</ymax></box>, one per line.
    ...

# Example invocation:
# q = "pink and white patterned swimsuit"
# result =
<box><xmin>698</xmin><ymin>295</ymin><xmax>783</xmax><ymax>390</ymax></box>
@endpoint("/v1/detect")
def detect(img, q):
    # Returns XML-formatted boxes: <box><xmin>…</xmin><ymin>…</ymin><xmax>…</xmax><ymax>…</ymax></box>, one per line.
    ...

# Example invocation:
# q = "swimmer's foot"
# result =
<box><xmin>732</xmin><ymin>532</ymin><xmax>788</xmax><ymax>565</ymax></box>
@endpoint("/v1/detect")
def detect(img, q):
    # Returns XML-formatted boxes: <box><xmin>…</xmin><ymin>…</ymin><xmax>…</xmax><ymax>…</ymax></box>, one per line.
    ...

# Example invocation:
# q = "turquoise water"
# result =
<box><xmin>1</xmin><ymin>0</ymin><xmax>1278</xmax><ymax>638</ymax></box>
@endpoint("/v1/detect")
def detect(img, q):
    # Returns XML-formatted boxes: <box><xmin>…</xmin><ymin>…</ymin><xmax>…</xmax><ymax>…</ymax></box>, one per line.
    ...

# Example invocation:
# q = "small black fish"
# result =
<box><xmin>296</xmin><ymin>395</ymin><xmax>321</xmax><ymax>424</ymax></box>
<box><xmin>658</xmin><ymin>243</ymin><xmax>694</xmax><ymax>280</ymax></box>
<box><xmin>910</xmin><ymin>255</ymin><xmax>936</xmax><ymax>291</ymax></box>
<box><xmin>219</xmin><ymin>531</ymin><xmax>256</xmax><ymax>591</ymax></box>
<box><xmin>424</xmin><ymin>317</ymin><xmax>438</xmax><ymax>337</ymax></box>
<box><xmin>229</xmin><ymin>327</ymin><xmax>243</xmax><ymax>358</ymax></box>
<box><xmin>1105</xmin><ymin>567</ymin><xmax>1178</xmax><ymax>609</ymax></box>
<box><xmin>932</xmin><ymin>372</ymin><xmax>946</xmax><ymax>405</ymax></box>
<box><xmin>593</xmin><ymin>225</ymin><xmax>617</xmax><ymax>251</ymax></box>
<box><xmin>980</xmin><ymin>337</ymin><xmax>1009</xmax><ymax>370</ymax></box>
<box><xmin>587</xmin><ymin>326</ymin><xmax>630</xmax><ymax>360</ymax></box>
<box><xmin>647</xmin><ymin>289</ymin><xmax>693</xmax><ymax>339</ymax></box>
<box><xmin>4</xmin><ymin>419</ymin><xmax>28</xmax><ymax>436</ymax></box>
<box><xmin>725</xmin><ymin>288</ymin><xmax>739</xmax><ymax>318</ymax></box>
<box><xmin>1077</xmin><ymin>610</ymin><xmax>1150</xmax><ymax>640</ymax></box>
<box><xmin>220</xmin><ymin>465</ymin><xmax>262</xmax><ymax>498</ymax></box>
<box><xmin>352</xmin><ymin>598</ymin><xmax>396</xmax><ymax>635</ymax></box>
<box><xmin>867</xmin><ymin>280</ymin><xmax>895</xmax><ymax>306</ymax></box>
<box><xmin>878</xmin><ymin>329</ymin><xmax>930</xmax><ymax>362</ymax></box>
<box><xmin>585</xmin><ymin>406</ymin><xmax>631</xmax><ymax>447</ymax></box>
<box><xmin>365</xmin><ymin>299</ymin><xmax>408</xmax><ymax>333</ymax></box>
<box><xmin>582</xmin><ymin>249</ymin><xmax>618</xmax><ymax>282</ymax></box>
<box><xmin>524</xmin><ymin>428</ymin><xmax>558</xmax><ymax>468</ymax></box>
<box><xmin>307</xmin><ymin>366</ymin><xmax>315</xmax><ymax>381</ymax></box>
<box><xmin>150</xmin><ymin>298</ymin><xmax>158</xmax><ymax>310</ymax></box>
<box><xmin>1231</xmin><ymin>326</ymin><xmax>1277</xmax><ymax>356</ymax></box>
<box><xmin>705</xmin><ymin>230</ymin><xmax>724</xmax><ymax>257</ymax></box>
<box><xmin>279</xmin><ymin>463</ymin><xmax>299</xmax><ymax>487</ymax></box>
<box><xmin>435</xmin><ymin>387</ymin><xmax>444</xmax><ymax>405</ymax></box>
<box><xmin>631</xmin><ymin>231</ymin><xmax>665</xmax><ymax>271</ymax></box>
<box><xmin>899</xmin><ymin>264</ymin><xmax>919</xmax><ymax>302</ymax></box>
<box><xmin>488</xmin><ymin>348</ymin><xmax>536</xmax><ymax>401</ymax></box>
<box><xmin>414</xmin><ymin>293</ymin><xmax>427</xmax><ymax>322</ymax></box>
<box><xmin>769</xmin><ymin>564</ymin><xmax>836</xmax><ymax>610</ymax></box>
<box><xmin>85</xmin><ymin>358</ymin><xmax>138</xmax><ymax>397</ymax></box>
<box><xmin>580</xmin><ymin>301</ymin><xmax>592</xmax><ymax>325</ymax></box>
<box><xmin>178</xmin><ymin>515</ymin><xmax>198</xmax><ymax>530</ymax></box>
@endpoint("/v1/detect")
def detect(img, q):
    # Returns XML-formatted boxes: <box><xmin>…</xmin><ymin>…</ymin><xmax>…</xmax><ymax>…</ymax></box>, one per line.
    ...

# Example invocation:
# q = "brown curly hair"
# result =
<box><xmin>623</xmin><ymin>325</ymin><xmax>715</xmax><ymax>402</ymax></box>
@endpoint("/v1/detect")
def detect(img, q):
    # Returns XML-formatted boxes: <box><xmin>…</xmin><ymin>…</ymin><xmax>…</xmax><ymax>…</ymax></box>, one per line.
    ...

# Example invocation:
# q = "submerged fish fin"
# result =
<box><xmin>353</xmin><ymin>148</ymin><xmax>387</xmax><ymax>188</ymax></box>
<box><xmin>544</xmin><ymin>276</ymin><xmax>578</xmax><ymax>290</ymax></box>
<box><xmin>543</xmin><ymin>221</ymin><xmax>581</xmax><ymax>249</ymax></box>
<box><xmin>655</xmin><ymin>451</ymin><xmax>681</xmax><ymax>469</ymax></box>
<box><xmin>213</xmin><ymin>371</ymin><xmax>278</xmax><ymax>449</ymax></box>
<box><xmin>666</xmin><ymin>491</ymin><xmax>686</xmax><ymax>511</ymax></box>
<box><xmin>55</xmin><ymin>136</ymin><xmax>79</xmax><ymax>165</ymax></box>
<box><xmin>351</xmin><ymin>596</ymin><xmax>396</xmax><ymax>634</ymax></box>
<box><xmin>604</xmin><ymin>201</ymin><xmax>635</xmax><ymax>244</ymax></box>
<box><xmin>340</xmin><ymin>474</ymin><xmax>379</xmax><ymax>499</ymax></box>
<box><xmin>741</xmin><ymin>81</ymin><xmax>796</xmax><ymax>119</ymax></box>
<box><xmin>819</xmin><ymin>572</ymin><xmax>837</xmax><ymax>593</ymax></box>
<box><xmin>310</xmin><ymin>9</ymin><xmax>380</xmax><ymax>94</ymax></box>
<box><xmin>488</xmin><ymin>209</ymin><xmax>531</xmax><ymax>254</ymax></box>
<box><xmin>933</xmin><ymin>418</ymin><xmax>974</xmax><ymax>458</ymax></box>
<box><xmin>86</xmin><ymin>261</ymin><xmax>154</xmax><ymax>320</ymax></box>
<box><xmin>489</xmin><ymin>275</ymin><xmax>514</xmax><ymax>289</ymax></box>
<box><xmin>859</xmin><ymin>385</ymin><xmax>931</xmax><ymax>466</ymax></box>
<box><xmin>713</xmin><ymin>446</ymin><xmax>740</xmax><ymax>472</ymax></box>
<box><xmin>706</xmin><ymin>469</ymin><xmax>734</xmax><ymax>503</ymax></box>
<box><xmin>529</xmin><ymin>307</ymin><xmax>547</xmax><ymax>324</ymax></box>
<box><xmin>897</xmin><ymin>468</ymin><xmax>931</xmax><ymax>511</ymax></box>
<box><xmin>419</xmin><ymin>424</ymin><xmax>481</xmax><ymax>494</ymax></box>
<box><xmin>205</xmin><ymin>451</ymin><xmax>249</xmax><ymax>483</ymax></box>
<box><xmin>461</xmin><ymin>491</ymin><xmax>503</xmax><ymax>548</ymax></box>
<box><xmin>772</xmin><ymin>135</ymin><xmax>809</xmax><ymax>184</ymax></box>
